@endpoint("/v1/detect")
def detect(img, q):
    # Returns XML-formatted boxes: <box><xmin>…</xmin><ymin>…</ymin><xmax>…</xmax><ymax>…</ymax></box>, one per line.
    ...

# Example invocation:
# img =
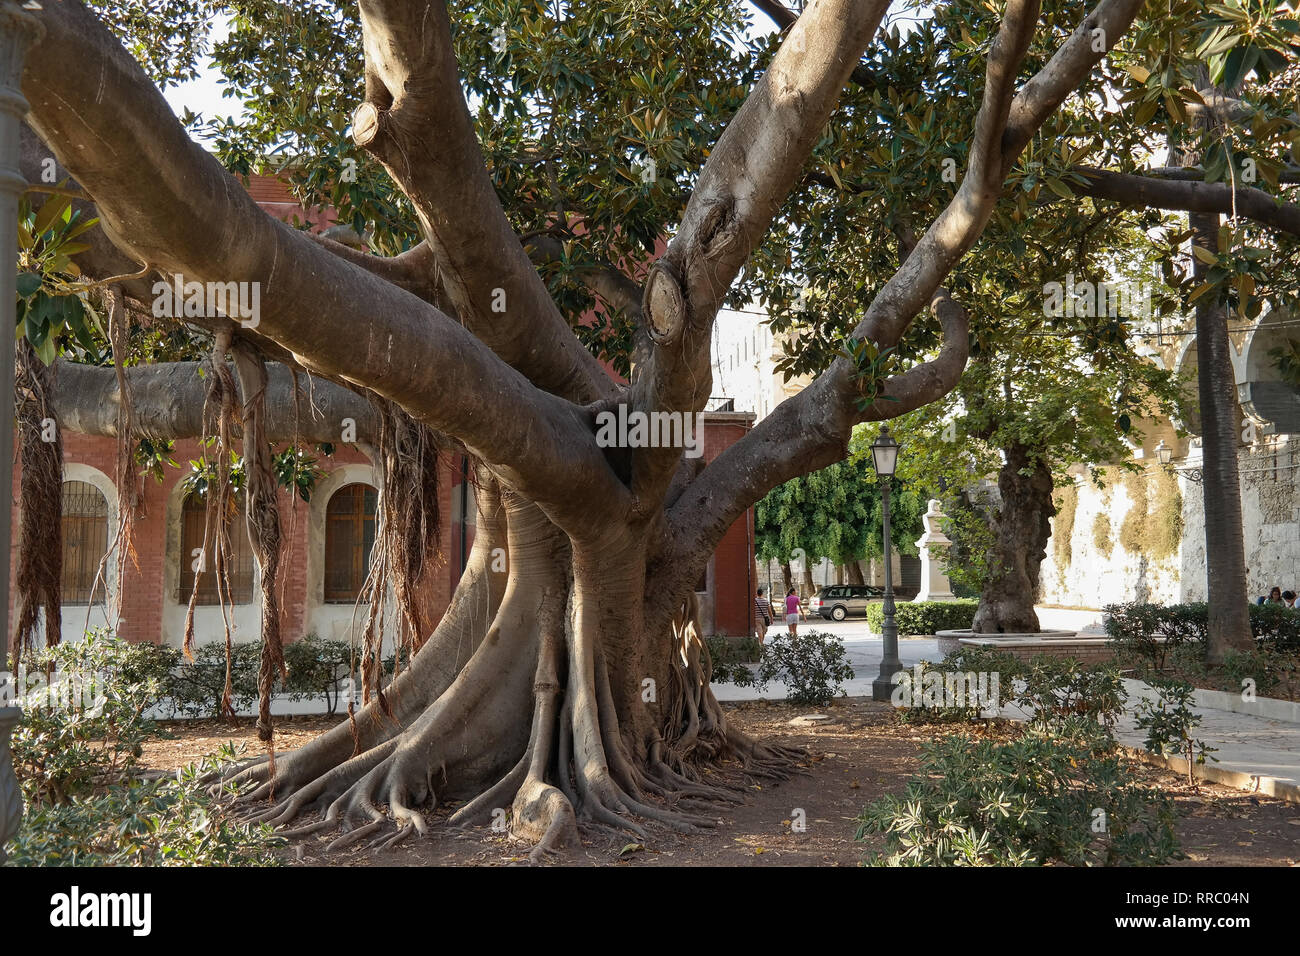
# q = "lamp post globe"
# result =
<box><xmin>870</xmin><ymin>426</ymin><xmax>899</xmax><ymax>477</ymax></box>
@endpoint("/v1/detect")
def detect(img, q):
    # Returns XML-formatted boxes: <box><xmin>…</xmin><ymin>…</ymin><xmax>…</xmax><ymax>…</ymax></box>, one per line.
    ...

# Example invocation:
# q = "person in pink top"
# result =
<box><xmin>784</xmin><ymin>588</ymin><xmax>805</xmax><ymax>635</ymax></box>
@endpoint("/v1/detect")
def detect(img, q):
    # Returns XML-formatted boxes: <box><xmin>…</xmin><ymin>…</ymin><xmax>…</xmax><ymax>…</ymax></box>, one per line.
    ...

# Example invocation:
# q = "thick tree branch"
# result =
<box><xmin>304</xmin><ymin>234</ymin><xmax>444</xmax><ymax>303</ymax></box>
<box><xmin>352</xmin><ymin>0</ymin><xmax>616</xmax><ymax>405</ymax></box>
<box><xmin>21</xmin><ymin>125</ymin><xmax>338</xmax><ymax>370</ymax></box>
<box><xmin>663</xmin><ymin>0</ymin><xmax>1143</xmax><ymax>569</ymax></box>
<box><xmin>22</xmin><ymin>1</ymin><xmax>629</xmax><ymax>533</ymax></box>
<box><xmin>844</xmin><ymin>0</ymin><xmax>1043</xmax><ymax>352</ymax></box>
<box><xmin>1070</xmin><ymin>166</ymin><xmax>1300</xmax><ymax>237</ymax></box>
<box><xmin>50</xmin><ymin>360</ymin><xmax>381</xmax><ymax>445</ymax></box>
<box><xmin>1001</xmin><ymin>0</ymin><xmax>1144</xmax><ymax>167</ymax></box>
<box><xmin>750</xmin><ymin>0</ymin><xmax>880</xmax><ymax>90</ymax></box>
<box><xmin>665</xmin><ymin>286</ymin><xmax>969</xmax><ymax>580</ymax></box>
<box><xmin>628</xmin><ymin>0</ymin><xmax>892</xmax><ymax>505</ymax></box>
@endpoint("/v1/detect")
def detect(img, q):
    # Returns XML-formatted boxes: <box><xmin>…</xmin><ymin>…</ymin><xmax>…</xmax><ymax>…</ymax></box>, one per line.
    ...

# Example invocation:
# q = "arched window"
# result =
<box><xmin>61</xmin><ymin>480</ymin><xmax>109</xmax><ymax>605</ymax></box>
<box><xmin>179</xmin><ymin>493</ymin><xmax>255</xmax><ymax>604</ymax></box>
<box><xmin>325</xmin><ymin>483</ymin><xmax>378</xmax><ymax>602</ymax></box>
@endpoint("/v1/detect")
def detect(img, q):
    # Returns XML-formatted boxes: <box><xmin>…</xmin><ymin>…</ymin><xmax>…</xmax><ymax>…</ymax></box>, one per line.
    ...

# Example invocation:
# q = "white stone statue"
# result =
<box><xmin>913</xmin><ymin>499</ymin><xmax>956</xmax><ymax>602</ymax></box>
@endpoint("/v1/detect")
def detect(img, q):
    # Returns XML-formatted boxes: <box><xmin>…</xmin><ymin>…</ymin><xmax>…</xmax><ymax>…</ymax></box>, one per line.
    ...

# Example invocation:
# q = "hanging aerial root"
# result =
<box><xmin>88</xmin><ymin>287</ymin><xmax>144</xmax><ymax>636</ymax></box>
<box><xmin>13</xmin><ymin>340</ymin><xmax>63</xmax><ymax>660</ymax></box>
<box><xmin>182</xmin><ymin>329</ymin><xmax>240</xmax><ymax>707</ymax></box>
<box><xmin>356</xmin><ymin>398</ymin><xmax>444</xmax><ymax>703</ymax></box>
<box><xmin>233</xmin><ymin>344</ymin><xmax>287</xmax><ymax>743</ymax></box>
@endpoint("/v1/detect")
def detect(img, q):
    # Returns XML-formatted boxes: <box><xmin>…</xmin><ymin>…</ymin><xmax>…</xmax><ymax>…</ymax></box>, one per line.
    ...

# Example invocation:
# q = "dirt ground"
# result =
<box><xmin>139</xmin><ymin>698</ymin><xmax>1300</xmax><ymax>867</ymax></box>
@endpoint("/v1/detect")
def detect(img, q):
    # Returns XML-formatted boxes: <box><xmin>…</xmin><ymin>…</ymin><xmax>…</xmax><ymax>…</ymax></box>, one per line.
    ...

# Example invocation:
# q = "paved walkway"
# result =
<box><xmin>712</xmin><ymin>618</ymin><xmax>1300</xmax><ymax>801</ymax></box>
<box><xmin>1111</xmin><ymin>683</ymin><xmax>1300</xmax><ymax>798</ymax></box>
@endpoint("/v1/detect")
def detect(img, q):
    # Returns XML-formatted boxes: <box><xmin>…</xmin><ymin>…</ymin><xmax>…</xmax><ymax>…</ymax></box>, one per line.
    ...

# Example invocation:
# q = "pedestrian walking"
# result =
<box><xmin>754</xmin><ymin>587</ymin><xmax>772</xmax><ymax>643</ymax></box>
<box><xmin>784</xmin><ymin>587</ymin><xmax>805</xmax><ymax>636</ymax></box>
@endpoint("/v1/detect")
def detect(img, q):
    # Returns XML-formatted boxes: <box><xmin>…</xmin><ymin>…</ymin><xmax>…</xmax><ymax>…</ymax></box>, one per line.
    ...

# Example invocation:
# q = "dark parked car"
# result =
<box><xmin>808</xmin><ymin>585</ymin><xmax>884</xmax><ymax>621</ymax></box>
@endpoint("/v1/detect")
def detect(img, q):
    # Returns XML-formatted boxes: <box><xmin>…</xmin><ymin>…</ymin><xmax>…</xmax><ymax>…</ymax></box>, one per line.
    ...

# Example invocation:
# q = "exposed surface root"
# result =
<box><xmin>220</xmin><ymin>513</ymin><xmax>805</xmax><ymax>861</ymax></box>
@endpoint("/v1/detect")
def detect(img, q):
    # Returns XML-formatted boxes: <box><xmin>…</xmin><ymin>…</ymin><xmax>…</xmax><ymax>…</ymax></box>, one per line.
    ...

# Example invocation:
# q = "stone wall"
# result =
<box><xmin>958</xmin><ymin>638</ymin><xmax>1118</xmax><ymax>665</ymax></box>
<box><xmin>1039</xmin><ymin>436</ymin><xmax>1300</xmax><ymax>609</ymax></box>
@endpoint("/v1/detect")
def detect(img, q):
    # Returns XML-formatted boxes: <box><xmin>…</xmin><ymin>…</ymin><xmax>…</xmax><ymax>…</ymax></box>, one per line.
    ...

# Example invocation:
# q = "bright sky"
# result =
<box><xmin>161</xmin><ymin>15</ymin><xmax>233</xmax><ymax>122</ymax></box>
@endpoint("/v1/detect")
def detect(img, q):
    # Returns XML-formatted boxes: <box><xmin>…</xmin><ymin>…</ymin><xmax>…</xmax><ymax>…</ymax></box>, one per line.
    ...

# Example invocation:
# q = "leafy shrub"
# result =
<box><xmin>282</xmin><ymin>634</ymin><xmax>353</xmax><ymax>713</ymax></box>
<box><xmin>704</xmin><ymin>635</ymin><xmax>762</xmax><ymax>685</ymax></box>
<box><xmin>1106</xmin><ymin>601</ymin><xmax>1300</xmax><ymax>673</ymax></box>
<box><xmin>717</xmin><ymin>631</ymin><xmax>855</xmax><ymax>705</ymax></box>
<box><xmin>1134</xmin><ymin>679</ymin><xmax>1217</xmax><ymax>787</ymax></box>
<box><xmin>1250</xmin><ymin>602</ymin><xmax>1300</xmax><ymax>652</ymax></box>
<box><xmin>5</xmin><ymin>746</ymin><xmax>284</xmax><ymax>866</ymax></box>
<box><xmin>8</xmin><ymin>630</ymin><xmax>161</xmax><ymax>803</ymax></box>
<box><xmin>159</xmin><ymin>635</ymin><xmax>356</xmax><ymax>717</ymax></box>
<box><xmin>1220</xmin><ymin>646</ymin><xmax>1297</xmax><ymax>697</ymax></box>
<box><xmin>117</xmin><ymin>640</ymin><xmax>182</xmax><ymax>690</ymax></box>
<box><xmin>1014</xmin><ymin>656</ymin><xmax>1128</xmax><ymax>733</ymax></box>
<box><xmin>864</xmin><ymin>599</ymin><xmax>978</xmax><ymax>636</ymax></box>
<box><xmin>892</xmin><ymin>648</ymin><xmax>1020</xmax><ymax>724</ymax></box>
<box><xmin>163</xmin><ymin>640</ymin><xmax>262</xmax><ymax>718</ymax></box>
<box><xmin>4</xmin><ymin>637</ymin><xmax>284</xmax><ymax>867</ymax></box>
<box><xmin>1104</xmin><ymin>601</ymin><xmax>1208</xmax><ymax>672</ymax></box>
<box><xmin>856</xmin><ymin>720</ymin><xmax>1181</xmax><ymax>866</ymax></box>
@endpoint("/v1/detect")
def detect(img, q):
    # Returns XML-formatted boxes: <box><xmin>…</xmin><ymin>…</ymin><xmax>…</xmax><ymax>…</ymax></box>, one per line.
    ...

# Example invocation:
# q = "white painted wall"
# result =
<box><xmin>1040</xmin><ymin>436</ymin><xmax>1300</xmax><ymax>608</ymax></box>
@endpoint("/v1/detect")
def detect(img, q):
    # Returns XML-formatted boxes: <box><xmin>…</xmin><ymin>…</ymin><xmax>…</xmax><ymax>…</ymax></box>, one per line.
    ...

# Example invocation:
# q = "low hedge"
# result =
<box><xmin>865</xmin><ymin>599</ymin><xmax>979</xmax><ymax>636</ymax></box>
<box><xmin>125</xmin><ymin>634</ymin><xmax>357</xmax><ymax>718</ymax></box>
<box><xmin>1105</xmin><ymin>601</ymin><xmax>1300</xmax><ymax>673</ymax></box>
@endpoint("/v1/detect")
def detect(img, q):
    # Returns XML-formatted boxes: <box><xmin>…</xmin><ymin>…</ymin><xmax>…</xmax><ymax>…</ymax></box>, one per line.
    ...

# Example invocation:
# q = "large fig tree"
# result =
<box><xmin>17</xmin><ymin>0</ymin><xmax>1147</xmax><ymax>855</ymax></box>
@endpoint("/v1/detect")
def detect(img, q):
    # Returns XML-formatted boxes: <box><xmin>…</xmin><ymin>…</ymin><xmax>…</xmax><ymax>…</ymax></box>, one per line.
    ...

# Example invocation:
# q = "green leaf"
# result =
<box><xmin>35</xmin><ymin>328</ymin><xmax>57</xmax><ymax>366</ymax></box>
<box><xmin>31</xmin><ymin>194</ymin><xmax>72</xmax><ymax>237</ymax></box>
<box><xmin>1045</xmin><ymin>178</ymin><xmax>1073</xmax><ymax>200</ymax></box>
<box><xmin>61</xmin><ymin>216</ymin><xmax>100</xmax><ymax>242</ymax></box>
<box><xmin>15</xmin><ymin>272</ymin><xmax>42</xmax><ymax>298</ymax></box>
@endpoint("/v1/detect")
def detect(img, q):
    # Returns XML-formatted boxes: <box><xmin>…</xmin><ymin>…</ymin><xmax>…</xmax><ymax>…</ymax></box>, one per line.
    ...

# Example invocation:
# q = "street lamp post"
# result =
<box><xmin>870</xmin><ymin>427</ymin><xmax>901</xmax><ymax>702</ymax></box>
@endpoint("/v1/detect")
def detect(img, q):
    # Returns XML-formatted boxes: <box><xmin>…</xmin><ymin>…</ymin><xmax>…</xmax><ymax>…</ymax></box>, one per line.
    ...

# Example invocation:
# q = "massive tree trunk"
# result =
<box><xmin>972</xmin><ymin>443</ymin><xmax>1054</xmax><ymax>633</ymax></box>
<box><xmin>1189</xmin><ymin>210</ymin><xmax>1255</xmax><ymax>664</ymax></box>
<box><xmin>846</xmin><ymin>561</ymin><xmax>865</xmax><ymax>586</ymax></box>
<box><xmin>17</xmin><ymin>0</ymin><xmax>1142</xmax><ymax>855</ymax></box>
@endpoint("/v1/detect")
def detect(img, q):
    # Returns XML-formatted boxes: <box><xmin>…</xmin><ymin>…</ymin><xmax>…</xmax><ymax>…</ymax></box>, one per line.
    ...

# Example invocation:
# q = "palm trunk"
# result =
<box><xmin>1190</xmin><ymin>210</ymin><xmax>1254</xmax><ymax>664</ymax></box>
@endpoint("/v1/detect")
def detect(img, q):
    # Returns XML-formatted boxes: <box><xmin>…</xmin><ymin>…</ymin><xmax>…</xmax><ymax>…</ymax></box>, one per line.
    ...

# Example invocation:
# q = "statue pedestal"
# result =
<box><xmin>913</xmin><ymin>499</ymin><xmax>955</xmax><ymax>602</ymax></box>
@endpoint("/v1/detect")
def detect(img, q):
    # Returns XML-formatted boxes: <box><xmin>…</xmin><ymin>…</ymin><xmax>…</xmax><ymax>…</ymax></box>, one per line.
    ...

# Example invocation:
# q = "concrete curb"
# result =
<box><xmin>1121</xmin><ymin>678</ymin><xmax>1300</xmax><ymax>725</ymax></box>
<box><xmin>1123</xmin><ymin>745</ymin><xmax>1300</xmax><ymax>805</ymax></box>
<box><xmin>1190</xmin><ymin>686</ymin><xmax>1300</xmax><ymax>723</ymax></box>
